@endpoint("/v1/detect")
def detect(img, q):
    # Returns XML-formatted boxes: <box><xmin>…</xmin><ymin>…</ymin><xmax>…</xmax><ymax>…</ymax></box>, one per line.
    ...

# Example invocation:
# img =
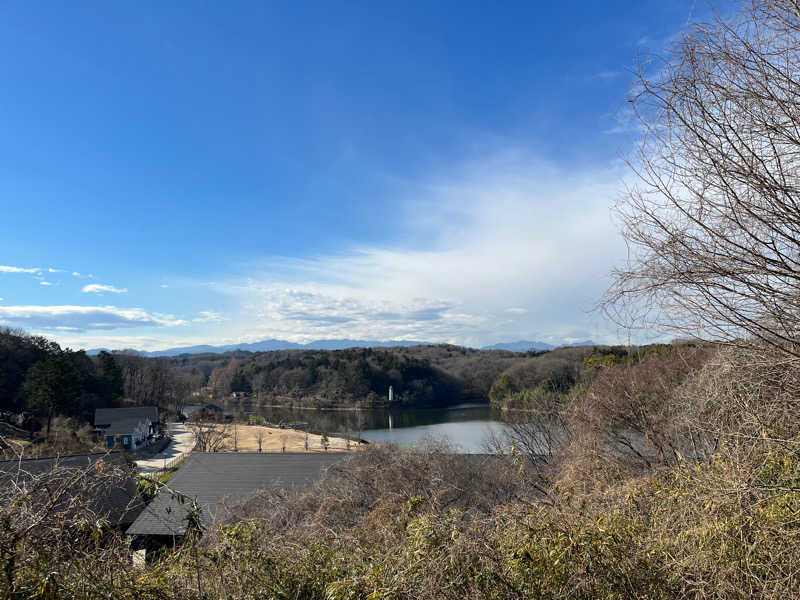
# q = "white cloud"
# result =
<box><xmin>192</xmin><ymin>310</ymin><xmax>225</xmax><ymax>323</ymax></box>
<box><xmin>213</xmin><ymin>284</ymin><xmax>477</xmax><ymax>343</ymax></box>
<box><xmin>160</xmin><ymin>284</ymin><xmax>169</xmax><ymax>288</ymax></box>
<box><xmin>603</xmin><ymin>105</ymin><xmax>646</xmax><ymax>135</ymax></box>
<box><xmin>593</xmin><ymin>70</ymin><xmax>622</xmax><ymax>80</ymax></box>
<box><xmin>39</xmin><ymin>281</ymin><xmax>52</xmax><ymax>286</ymax></box>
<box><xmin>7</xmin><ymin>152</ymin><xmax>632</xmax><ymax>349</ymax></box>
<box><xmin>82</xmin><ymin>283</ymin><xmax>128</xmax><ymax>294</ymax></box>
<box><xmin>72</xmin><ymin>272</ymin><xmax>81</xmax><ymax>277</ymax></box>
<box><xmin>42</xmin><ymin>334</ymin><xmax>206</xmax><ymax>352</ymax></box>
<box><xmin>0</xmin><ymin>265</ymin><xmax>40</xmax><ymax>274</ymax></box>
<box><xmin>213</xmin><ymin>152</ymin><xmax>630</xmax><ymax>346</ymax></box>
<box><xmin>0</xmin><ymin>305</ymin><xmax>188</xmax><ymax>331</ymax></box>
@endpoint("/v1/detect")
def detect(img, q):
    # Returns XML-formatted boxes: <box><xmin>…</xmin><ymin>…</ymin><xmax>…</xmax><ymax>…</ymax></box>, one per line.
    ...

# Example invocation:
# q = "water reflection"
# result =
<box><xmin>361</xmin><ymin>419</ymin><xmax>512</xmax><ymax>453</ymax></box>
<box><xmin>218</xmin><ymin>401</ymin><xmax>515</xmax><ymax>453</ymax></box>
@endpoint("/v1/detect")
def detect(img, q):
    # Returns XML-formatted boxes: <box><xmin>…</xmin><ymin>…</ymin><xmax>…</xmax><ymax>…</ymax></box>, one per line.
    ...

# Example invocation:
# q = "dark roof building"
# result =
<box><xmin>94</xmin><ymin>406</ymin><xmax>159</xmax><ymax>428</ymax></box>
<box><xmin>126</xmin><ymin>452</ymin><xmax>344</xmax><ymax>537</ymax></box>
<box><xmin>103</xmin><ymin>418</ymin><xmax>149</xmax><ymax>436</ymax></box>
<box><xmin>0</xmin><ymin>452</ymin><xmax>145</xmax><ymax>528</ymax></box>
<box><xmin>94</xmin><ymin>407</ymin><xmax>160</xmax><ymax>450</ymax></box>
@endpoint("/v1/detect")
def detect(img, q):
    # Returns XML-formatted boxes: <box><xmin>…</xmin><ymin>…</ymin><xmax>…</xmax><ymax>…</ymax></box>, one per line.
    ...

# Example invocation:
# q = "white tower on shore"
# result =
<box><xmin>389</xmin><ymin>385</ymin><xmax>393</xmax><ymax>403</ymax></box>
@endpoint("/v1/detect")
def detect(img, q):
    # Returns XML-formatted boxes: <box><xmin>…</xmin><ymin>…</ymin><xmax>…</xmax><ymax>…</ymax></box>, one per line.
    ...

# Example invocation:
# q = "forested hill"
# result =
<box><xmin>164</xmin><ymin>343</ymin><xmax>607</xmax><ymax>408</ymax></box>
<box><xmin>0</xmin><ymin>328</ymin><xmax>200</xmax><ymax>428</ymax></box>
<box><xmin>2</xmin><ymin>325</ymin><xmax>674</xmax><ymax>426</ymax></box>
<box><xmin>3</xmin><ymin>325</ymin><xmax>696</xmax><ymax>442</ymax></box>
<box><xmin>189</xmin><ymin>347</ymin><xmax>465</xmax><ymax>408</ymax></box>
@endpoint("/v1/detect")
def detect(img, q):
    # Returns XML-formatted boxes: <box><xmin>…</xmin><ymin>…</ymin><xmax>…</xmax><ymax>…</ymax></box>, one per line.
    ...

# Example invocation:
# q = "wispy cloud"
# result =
<box><xmin>603</xmin><ymin>105</ymin><xmax>645</xmax><ymax>135</ymax></box>
<box><xmin>39</xmin><ymin>281</ymin><xmax>52</xmax><ymax>286</ymax></box>
<box><xmin>592</xmin><ymin>70</ymin><xmax>622</xmax><ymax>81</ymax></box>
<box><xmin>82</xmin><ymin>283</ymin><xmax>128</xmax><ymax>294</ymax></box>
<box><xmin>214</xmin><ymin>284</ymin><xmax>475</xmax><ymax>342</ymax></box>
<box><xmin>40</xmin><ymin>333</ymin><xmax>218</xmax><ymax>352</ymax></box>
<box><xmin>13</xmin><ymin>152</ymin><xmax>632</xmax><ymax>350</ymax></box>
<box><xmin>0</xmin><ymin>305</ymin><xmax>188</xmax><ymax>331</ymax></box>
<box><xmin>212</xmin><ymin>152</ymin><xmax>630</xmax><ymax>346</ymax></box>
<box><xmin>0</xmin><ymin>265</ymin><xmax>40</xmax><ymax>274</ymax></box>
<box><xmin>192</xmin><ymin>310</ymin><xmax>225</xmax><ymax>323</ymax></box>
<box><xmin>0</xmin><ymin>264</ymin><xmax>90</xmax><ymax>281</ymax></box>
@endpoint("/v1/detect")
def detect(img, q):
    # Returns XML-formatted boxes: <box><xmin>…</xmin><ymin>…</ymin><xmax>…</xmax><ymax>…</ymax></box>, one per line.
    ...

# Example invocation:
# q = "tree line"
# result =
<box><xmin>0</xmin><ymin>328</ymin><xmax>198</xmax><ymax>436</ymax></box>
<box><xmin>177</xmin><ymin>346</ymin><xmax>464</xmax><ymax>408</ymax></box>
<box><xmin>164</xmin><ymin>344</ymin><xmax>607</xmax><ymax>409</ymax></box>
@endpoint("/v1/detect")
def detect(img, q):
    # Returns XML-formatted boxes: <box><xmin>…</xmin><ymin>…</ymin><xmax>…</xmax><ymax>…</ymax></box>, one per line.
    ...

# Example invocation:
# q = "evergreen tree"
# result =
<box><xmin>96</xmin><ymin>351</ymin><xmax>124</xmax><ymax>404</ymax></box>
<box><xmin>229</xmin><ymin>371</ymin><xmax>252</xmax><ymax>394</ymax></box>
<box><xmin>23</xmin><ymin>354</ymin><xmax>81</xmax><ymax>436</ymax></box>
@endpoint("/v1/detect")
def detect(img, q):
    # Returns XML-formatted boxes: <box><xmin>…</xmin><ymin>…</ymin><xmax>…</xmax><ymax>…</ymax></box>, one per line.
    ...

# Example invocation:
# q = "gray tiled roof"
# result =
<box><xmin>0</xmin><ymin>452</ymin><xmax>145</xmax><ymax>527</ymax></box>
<box><xmin>126</xmin><ymin>452</ymin><xmax>345</xmax><ymax>537</ymax></box>
<box><xmin>103</xmin><ymin>418</ymin><xmax>149</xmax><ymax>436</ymax></box>
<box><xmin>95</xmin><ymin>406</ymin><xmax>159</xmax><ymax>428</ymax></box>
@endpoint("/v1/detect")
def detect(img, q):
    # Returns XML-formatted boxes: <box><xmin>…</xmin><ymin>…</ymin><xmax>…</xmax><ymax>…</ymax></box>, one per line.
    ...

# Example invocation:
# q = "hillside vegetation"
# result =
<box><xmin>8</xmin><ymin>341</ymin><xmax>800</xmax><ymax>598</ymax></box>
<box><xmin>0</xmin><ymin>328</ymin><xmax>199</xmax><ymax>457</ymax></box>
<box><xmin>168</xmin><ymin>344</ymin><xmax>556</xmax><ymax>407</ymax></box>
<box><xmin>2</xmin><ymin>323</ymin><xmax>670</xmax><ymax>458</ymax></box>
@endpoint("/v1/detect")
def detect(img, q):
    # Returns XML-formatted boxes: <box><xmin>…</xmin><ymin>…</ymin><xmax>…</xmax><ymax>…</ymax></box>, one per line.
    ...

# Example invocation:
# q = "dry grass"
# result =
<box><xmin>220</xmin><ymin>423</ymin><xmax>362</xmax><ymax>453</ymax></box>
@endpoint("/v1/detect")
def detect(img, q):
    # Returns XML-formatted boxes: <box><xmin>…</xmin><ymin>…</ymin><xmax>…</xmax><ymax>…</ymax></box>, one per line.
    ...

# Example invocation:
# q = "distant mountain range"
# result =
<box><xmin>481</xmin><ymin>340</ymin><xmax>555</xmax><ymax>352</ymax></box>
<box><xmin>87</xmin><ymin>338</ymin><xmax>432</xmax><ymax>357</ymax></box>
<box><xmin>480</xmin><ymin>340</ymin><xmax>595</xmax><ymax>352</ymax></box>
<box><xmin>87</xmin><ymin>338</ymin><xmax>596</xmax><ymax>357</ymax></box>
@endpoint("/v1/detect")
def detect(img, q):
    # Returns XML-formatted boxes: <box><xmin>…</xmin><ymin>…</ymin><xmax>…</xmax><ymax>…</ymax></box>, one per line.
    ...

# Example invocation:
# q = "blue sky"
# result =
<box><xmin>0</xmin><ymin>1</ymin><xmax>714</xmax><ymax>350</ymax></box>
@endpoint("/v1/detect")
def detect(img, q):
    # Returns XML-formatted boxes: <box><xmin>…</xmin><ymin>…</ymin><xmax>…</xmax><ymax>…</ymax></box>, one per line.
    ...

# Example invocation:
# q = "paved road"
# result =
<box><xmin>135</xmin><ymin>422</ymin><xmax>195</xmax><ymax>474</ymax></box>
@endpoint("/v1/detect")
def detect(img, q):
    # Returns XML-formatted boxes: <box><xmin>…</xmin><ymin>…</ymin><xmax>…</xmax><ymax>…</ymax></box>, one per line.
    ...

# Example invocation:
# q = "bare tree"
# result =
<box><xmin>256</xmin><ymin>429</ymin><xmax>264</xmax><ymax>453</ymax></box>
<box><xmin>484</xmin><ymin>387</ymin><xmax>570</xmax><ymax>472</ymax></box>
<box><xmin>0</xmin><ymin>454</ymin><xmax>142</xmax><ymax>595</ymax></box>
<box><xmin>207</xmin><ymin>359</ymin><xmax>240</xmax><ymax>400</ymax></box>
<box><xmin>188</xmin><ymin>418</ymin><xmax>230</xmax><ymax>452</ymax></box>
<box><xmin>603</xmin><ymin>1</ymin><xmax>800</xmax><ymax>357</ymax></box>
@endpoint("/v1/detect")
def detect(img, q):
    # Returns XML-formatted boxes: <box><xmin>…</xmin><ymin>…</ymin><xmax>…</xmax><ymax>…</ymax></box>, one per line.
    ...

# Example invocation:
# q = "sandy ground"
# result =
<box><xmin>220</xmin><ymin>423</ymin><xmax>360</xmax><ymax>452</ymax></box>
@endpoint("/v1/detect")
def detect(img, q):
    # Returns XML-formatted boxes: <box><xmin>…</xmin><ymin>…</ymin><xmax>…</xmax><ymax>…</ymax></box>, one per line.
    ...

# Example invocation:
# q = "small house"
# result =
<box><xmin>94</xmin><ymin>407</ymin><xmax>160</xmax><ymax>450</ymax></box>
<box><xmin>103</xmin><ymin>418</ymin><xmax>151</xmax><ymax>449</ymax></box>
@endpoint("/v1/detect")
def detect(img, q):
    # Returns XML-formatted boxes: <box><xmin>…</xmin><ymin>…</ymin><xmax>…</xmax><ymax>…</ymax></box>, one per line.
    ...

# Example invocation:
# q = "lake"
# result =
<box><xmin>220</xmin><ymin>402</ymin><xmax>514</xmax><ymax>453</ymax></box>
<box><xmin>359</xmin><ymin>404</ymin><xmax>513</xmax><ymax>453</ymax></box>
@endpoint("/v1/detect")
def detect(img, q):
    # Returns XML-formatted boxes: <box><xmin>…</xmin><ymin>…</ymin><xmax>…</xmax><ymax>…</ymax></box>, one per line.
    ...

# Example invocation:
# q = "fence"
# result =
<box><xmin>140</xmin><ymin>452</ymin><xmax>188</xmax><ymax>480</ymax></box>
<box><xmin>159</xmin><ymin>452</ymin><xmax>188</xmax><ymax>473</ymax></box>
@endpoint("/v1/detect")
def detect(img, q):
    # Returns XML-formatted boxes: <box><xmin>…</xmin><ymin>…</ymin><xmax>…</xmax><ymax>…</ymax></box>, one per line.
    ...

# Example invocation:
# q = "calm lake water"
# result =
<box><xmin>220</xmin><ymin>402</ymin><xmax>514</xmax><ymax>453</ymax></box>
